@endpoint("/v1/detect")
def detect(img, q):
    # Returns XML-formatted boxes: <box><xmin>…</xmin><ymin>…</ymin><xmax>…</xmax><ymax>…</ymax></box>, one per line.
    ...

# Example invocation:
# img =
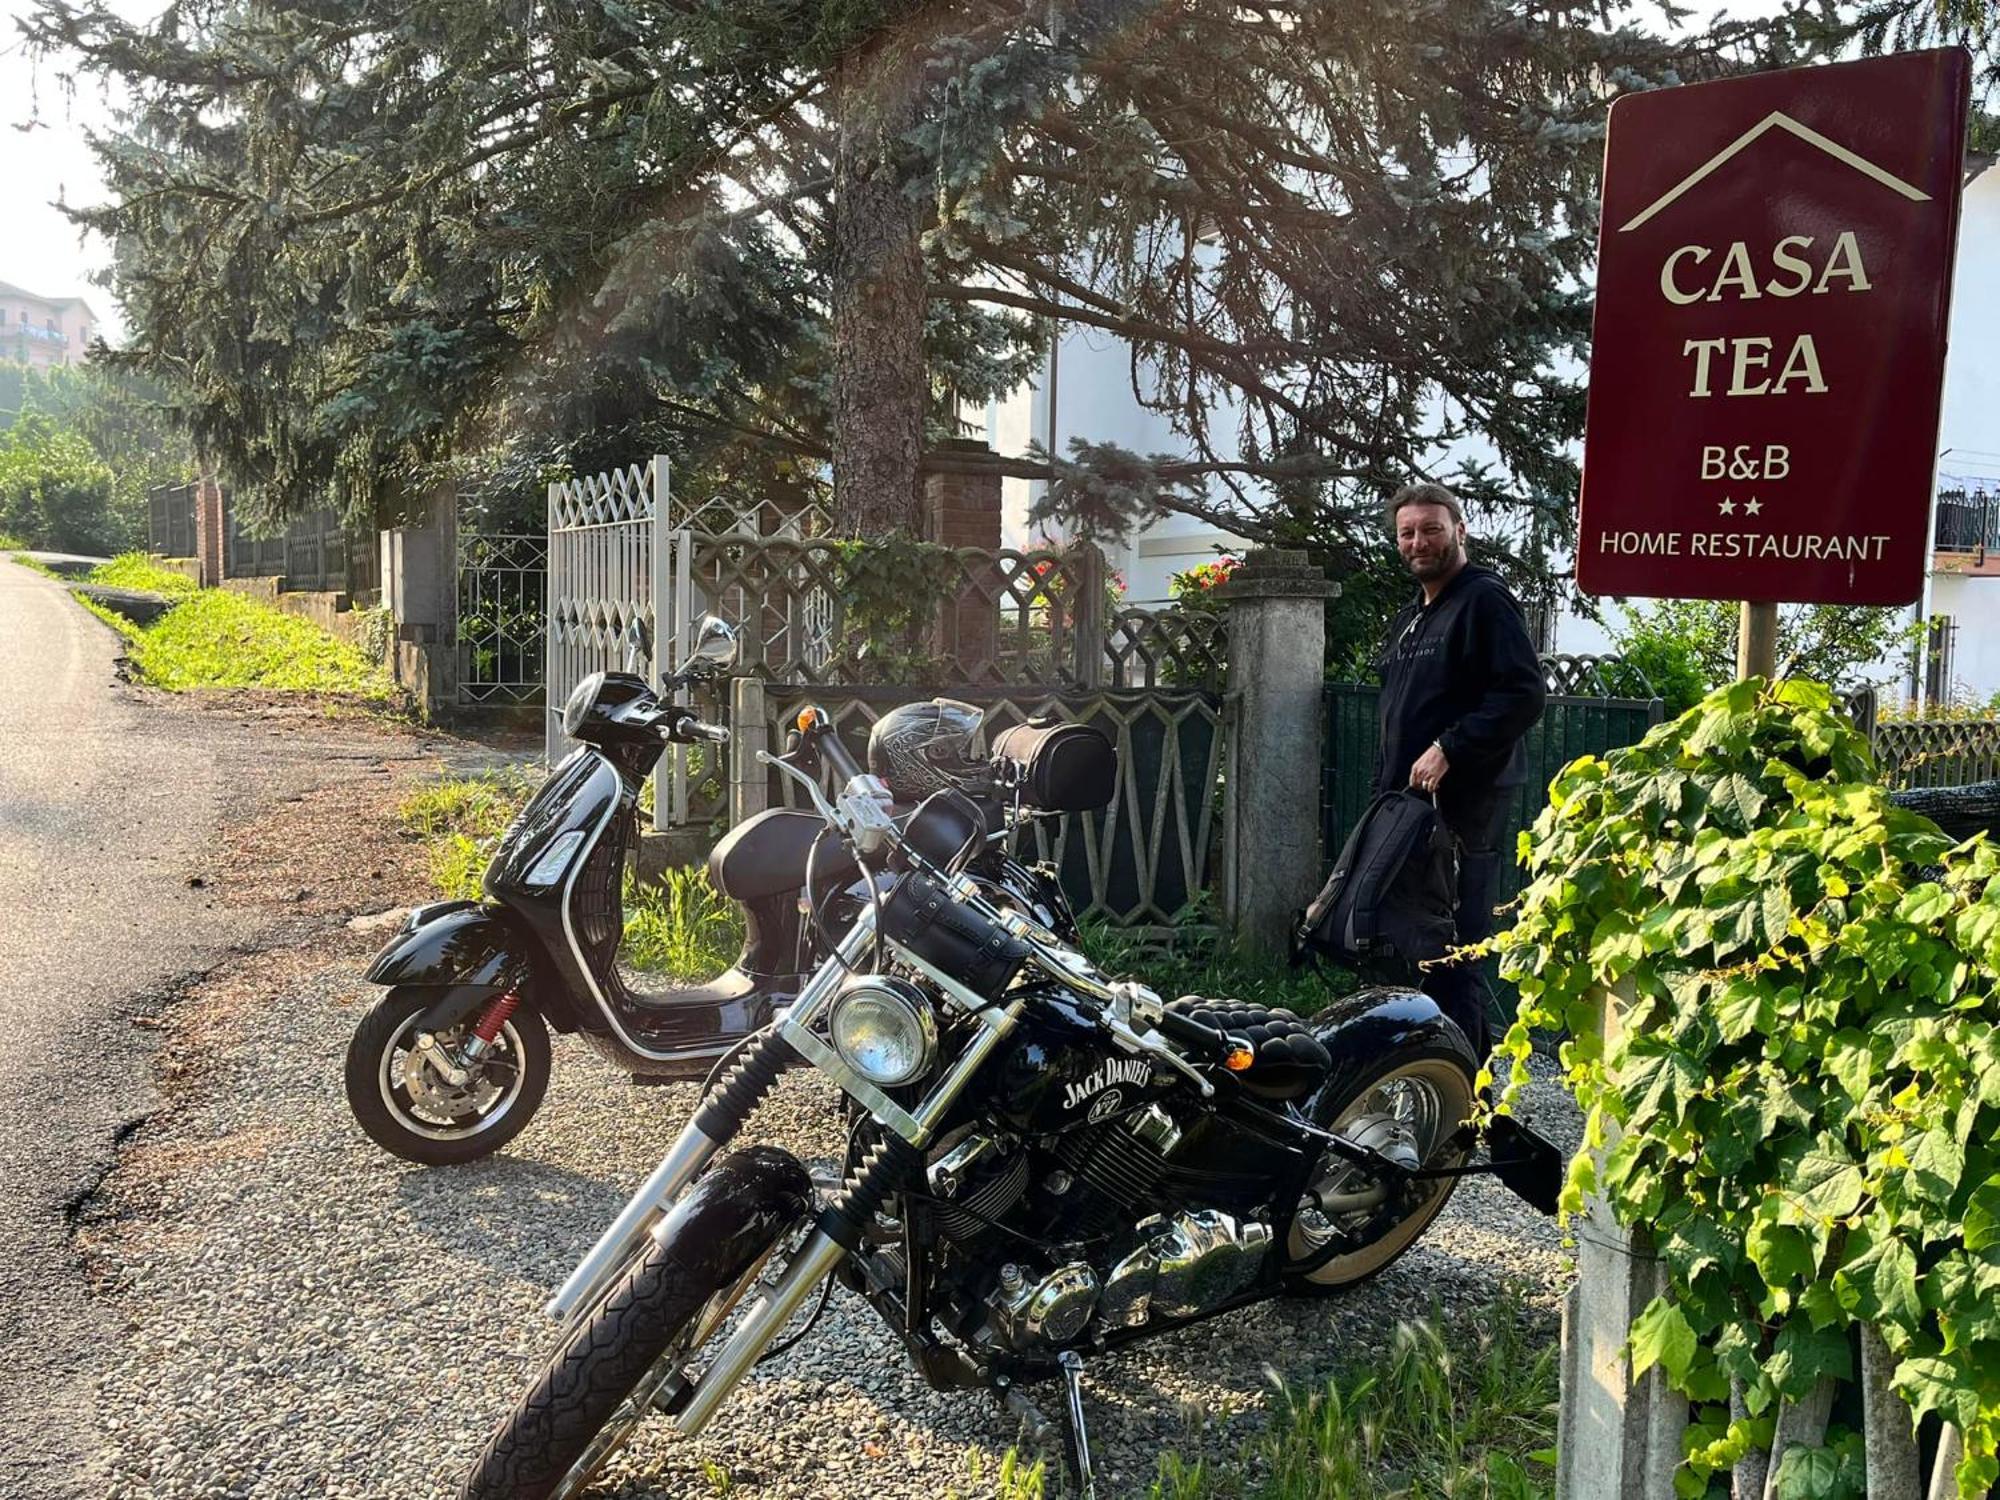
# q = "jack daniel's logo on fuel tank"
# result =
<box><xmin>1061</xmin><ymin>1058</ymin><xmax>1151</xmax><ymax>1113</ymax></box>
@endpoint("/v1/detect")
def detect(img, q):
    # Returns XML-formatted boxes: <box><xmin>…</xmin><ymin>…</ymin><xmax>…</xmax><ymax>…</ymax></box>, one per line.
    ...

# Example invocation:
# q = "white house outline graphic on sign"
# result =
<box><xmin>1619</xmin><ymin>111</ymin><xmax>1932</xmax><ymax>232</ymax></box>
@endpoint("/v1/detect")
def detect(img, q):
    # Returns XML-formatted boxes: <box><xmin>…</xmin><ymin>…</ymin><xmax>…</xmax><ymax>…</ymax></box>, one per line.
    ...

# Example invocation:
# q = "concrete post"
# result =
<box><xmin>730</xmin><ymin>676</ymin><xmax>771</xmax><ymax>829</ymax></box>
<box><xmin>1557</xmin><ymin>985</ymin><xmax>1688</xmax><ymax>1500</ymax></box>
<box><xmin>380</xmin><ymin>482</ymin><xmax>458</xmax><ymax>719</ymax></box>
<box><xmin>1213</xmin><ymin>549</ymin><xmax>1337</xmax><ymax>954</ymax></box>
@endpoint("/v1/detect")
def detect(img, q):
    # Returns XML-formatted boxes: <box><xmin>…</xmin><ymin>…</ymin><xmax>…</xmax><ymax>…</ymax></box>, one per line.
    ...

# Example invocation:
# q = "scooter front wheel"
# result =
<box><xmin>344</xmin><ymin>986</ymin><xmax>551</xmax><ymax>1165</ymax></box>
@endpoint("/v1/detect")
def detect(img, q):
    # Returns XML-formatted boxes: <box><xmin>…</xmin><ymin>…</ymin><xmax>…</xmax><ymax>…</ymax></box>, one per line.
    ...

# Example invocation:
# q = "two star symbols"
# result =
<box><xmin>1717</xmin><ymin>497</ymin><xmax>1764</xmax><ymax>517</ymax></box>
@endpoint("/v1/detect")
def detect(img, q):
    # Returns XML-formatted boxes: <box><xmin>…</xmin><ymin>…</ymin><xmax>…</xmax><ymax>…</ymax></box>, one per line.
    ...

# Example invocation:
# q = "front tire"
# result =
<box><xmin>344</xmin><ymin>986</ymin><xmax>550</xmax><ymax>1165</ymax></box>
<box><xmin>1282</xmin><ymin>1037</ymin><xmax>1476</xmax><ymax>1293</ymax></box>
<box><xmin>463</xmin><ymin>1147</ymin><xmax>811</xmax><ymax>1500</ymax></box>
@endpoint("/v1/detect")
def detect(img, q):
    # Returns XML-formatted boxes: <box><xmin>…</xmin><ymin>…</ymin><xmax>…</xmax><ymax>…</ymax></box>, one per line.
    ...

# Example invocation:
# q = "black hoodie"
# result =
<box><xmin>1372</xmin><ymin>563</ymin><xmax>1547</xmax><ymax>823</ymax></box>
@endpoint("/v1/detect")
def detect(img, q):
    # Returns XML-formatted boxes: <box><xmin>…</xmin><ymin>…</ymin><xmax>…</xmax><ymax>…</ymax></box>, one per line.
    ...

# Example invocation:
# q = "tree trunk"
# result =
<box><xmin>831</xmin><ymin>35</ymin><xmax>928</xmax><ymax>539</ymax></box>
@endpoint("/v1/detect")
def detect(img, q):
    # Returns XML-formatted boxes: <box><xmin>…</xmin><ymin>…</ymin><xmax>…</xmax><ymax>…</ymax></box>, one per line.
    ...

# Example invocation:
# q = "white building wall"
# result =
<box><xmin>987</xmin><ymin>322</ymin><xmax>1250</xmax><ymax>607</ymax></box>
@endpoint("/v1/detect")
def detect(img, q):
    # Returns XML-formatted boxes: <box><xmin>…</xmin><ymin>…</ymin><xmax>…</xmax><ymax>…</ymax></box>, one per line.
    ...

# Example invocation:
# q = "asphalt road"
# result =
<box><xmin>0</xmin><ymin>561</ymin><xmax>259</xmax><ymax>1499</ymax></box>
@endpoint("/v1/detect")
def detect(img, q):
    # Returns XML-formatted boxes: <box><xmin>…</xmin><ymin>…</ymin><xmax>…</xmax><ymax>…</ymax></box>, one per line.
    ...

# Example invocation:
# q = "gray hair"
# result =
<box><xmin>1387</xmin><ymin>482</ymin><xmax>1464</xmax><ymax>530</ymax></box>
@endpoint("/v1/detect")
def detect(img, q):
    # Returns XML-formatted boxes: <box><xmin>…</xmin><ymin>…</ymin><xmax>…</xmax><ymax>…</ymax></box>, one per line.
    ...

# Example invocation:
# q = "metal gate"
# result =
<box><xmin>544</xmin><ymin>457</ymin><xmax>696</xmax><ymax>827</ymax></box>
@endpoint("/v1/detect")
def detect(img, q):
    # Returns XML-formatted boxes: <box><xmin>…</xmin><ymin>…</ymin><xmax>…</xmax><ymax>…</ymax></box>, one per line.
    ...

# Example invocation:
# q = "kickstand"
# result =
<box><xmin>1056</xmin><ymin>1350</ymin><xmax>1097</xmax><ymax>1499</ymax></box>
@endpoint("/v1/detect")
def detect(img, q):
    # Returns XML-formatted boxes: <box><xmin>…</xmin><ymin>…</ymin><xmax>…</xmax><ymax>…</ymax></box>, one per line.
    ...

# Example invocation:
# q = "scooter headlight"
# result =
<box><xmin>562</xmin><ymin>673</ymin><xmax>606</xmax><ymax>738</ymax></box>
<box><xmin>829</xmin><ymin>977</ymin><xmax>937</xmax><ymax>1088</ymax></box>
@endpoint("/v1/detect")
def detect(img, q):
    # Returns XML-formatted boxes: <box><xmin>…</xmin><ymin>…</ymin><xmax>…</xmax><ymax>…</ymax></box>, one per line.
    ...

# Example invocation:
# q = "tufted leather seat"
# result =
<box><xmin>1168</xmin><ymin>996</ymin><xmax>1332</xmax><ymax>1101</ymax></box>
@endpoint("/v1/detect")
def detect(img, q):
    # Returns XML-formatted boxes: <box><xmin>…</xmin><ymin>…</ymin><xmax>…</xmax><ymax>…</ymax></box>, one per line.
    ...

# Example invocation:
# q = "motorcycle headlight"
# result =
<box><xmin>829</xmin><ymin>977</ymin><xmax>937</xmax><ymax>1087</ymax></box>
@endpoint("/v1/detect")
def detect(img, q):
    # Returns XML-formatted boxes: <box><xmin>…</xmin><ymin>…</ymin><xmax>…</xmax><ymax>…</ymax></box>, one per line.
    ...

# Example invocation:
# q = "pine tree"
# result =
<box><xmin>31</xmin><ymin>0</ymin><xmax>1967</xmax><ymax>575</ymax></box>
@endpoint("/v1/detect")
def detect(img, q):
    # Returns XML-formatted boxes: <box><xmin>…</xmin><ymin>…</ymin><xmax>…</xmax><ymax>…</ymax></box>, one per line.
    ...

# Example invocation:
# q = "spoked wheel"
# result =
<box><xmin>344</xmin><ymin>986</ymin><xmax>550</xmax><ymax>1165</ymax></box>
<box><xmin>461</xmin><ymin>1148</ymin><xmax>815</xmax><ymax>1500</ymax></box>
<box><xmin>1283</xmin><ymin>1046</ymin><xmax>1476</xmax><ymax>1292</ymax></box>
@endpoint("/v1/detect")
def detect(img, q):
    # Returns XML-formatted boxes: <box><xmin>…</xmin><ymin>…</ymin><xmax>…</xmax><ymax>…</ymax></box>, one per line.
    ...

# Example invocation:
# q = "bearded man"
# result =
<box><xmin>1373</xmin><ymin>482</ymin><xmax>1547</xmax><ymax>1058</ymax></box>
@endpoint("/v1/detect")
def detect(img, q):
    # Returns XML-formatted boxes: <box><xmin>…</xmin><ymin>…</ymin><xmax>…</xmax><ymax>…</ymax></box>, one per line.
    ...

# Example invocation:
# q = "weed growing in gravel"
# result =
<box><xmin>1140</xmin><ymin>1286</ymin><xmax>1558</xmax><ymax>1499</ymax></box>
<box><xmin>623</xmin><ymin>863</ymin><xmax>744</xmax><ymax>979</ymax></box>
<box><xmin>399</xmin><ymin>773</ymin><xmax>745</xmax><ymax>978</ymax></box>
<box><xmin>86</xmin><ymin>552</ymin><xmax>202</xmax><ymax>596</ymax></box>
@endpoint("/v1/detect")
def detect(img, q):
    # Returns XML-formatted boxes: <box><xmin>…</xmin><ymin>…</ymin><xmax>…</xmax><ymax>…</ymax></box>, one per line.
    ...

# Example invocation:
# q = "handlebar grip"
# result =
<box><xmin>692</xmin><ymin>720</ymin><xmax>730</xmax><ymax>744</ymax></box>
<box><xmin>815</xmin><ymin>722</ymin><xmax>864</xmax><ymax>782</ymax></box>
<box><xmin>1153</xmin><ymin>1005</ymin><xmax>1232</xmax><ymax>1062</ymax></box>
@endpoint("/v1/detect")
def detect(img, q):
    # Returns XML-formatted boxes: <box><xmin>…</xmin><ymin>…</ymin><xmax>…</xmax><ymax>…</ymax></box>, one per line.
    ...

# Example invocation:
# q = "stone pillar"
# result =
<box><xmin>1214</xmin><ymin>549</ymin><xmax>1338</xmax><ymax>954</ymax></box>
<box><xmin>730</xmin><ymin>676</ymin><xmax>771</xmax><ymax>828</ymax></box>
<box><xmin>381</xmin><ymin>482</ymin><xmax>458</xmax><ymax>719</ymax></box>
<box><xmin>193</xmin><ymin>477</ymin><xmax>226</xmax><ymax>588</ymax></box>
<box><xmin>925</xmin><ymin>438</ymin><xmax>1002</xmax><ymax>676</ymax></box>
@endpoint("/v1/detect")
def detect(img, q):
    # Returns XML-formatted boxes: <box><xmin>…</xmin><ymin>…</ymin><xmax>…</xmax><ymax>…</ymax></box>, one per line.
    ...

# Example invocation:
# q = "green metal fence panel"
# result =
<box><xmin>1320</xmin><ymin>684</ymin><xmax>1666</xmax><ymax>906</ymax></box>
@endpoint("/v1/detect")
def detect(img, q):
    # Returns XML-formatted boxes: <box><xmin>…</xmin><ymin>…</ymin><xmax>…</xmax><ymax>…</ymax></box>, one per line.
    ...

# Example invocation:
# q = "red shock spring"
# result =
<box><xmin>471</xmin><ymin>993</ymin><xmax>521</xmax><ymax>1044</ymax></box>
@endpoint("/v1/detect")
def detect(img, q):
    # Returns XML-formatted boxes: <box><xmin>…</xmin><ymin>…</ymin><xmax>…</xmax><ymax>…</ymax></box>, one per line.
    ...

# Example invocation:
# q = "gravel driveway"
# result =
<box><xmin>74</xmin><ymin>909</ymin><xmax>1582</xmax><ymax>1500</ymax></box>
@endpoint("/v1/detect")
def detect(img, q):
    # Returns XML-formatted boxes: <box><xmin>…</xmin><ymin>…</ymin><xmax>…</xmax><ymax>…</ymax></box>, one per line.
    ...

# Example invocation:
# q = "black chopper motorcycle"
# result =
<box><xmin>343</xmin><ymin>617</ymin><xmax>1092</xmax><ymax>1166</ymax></box>
<box><xmin>457</xmin><ymin>707</ymin><xmax>1562</xmax><ymax>1499</ymax></box>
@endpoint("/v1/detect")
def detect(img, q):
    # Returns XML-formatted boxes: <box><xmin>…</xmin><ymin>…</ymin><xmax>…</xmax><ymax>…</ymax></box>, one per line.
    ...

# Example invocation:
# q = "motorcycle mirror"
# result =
<box><xmin>622</xmin><ymin>616</ymin><xmax>654</xmax><ymax>674</ymax></box>
<box><xmin>686</xmin><ymin>614</ymin><xmax>739</xmax><ymax>674</ymax></box>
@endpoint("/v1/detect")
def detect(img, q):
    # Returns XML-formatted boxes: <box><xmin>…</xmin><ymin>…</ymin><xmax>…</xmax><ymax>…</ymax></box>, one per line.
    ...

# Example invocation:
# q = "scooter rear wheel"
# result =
<box><xmin>344</xmin><ymin>985</ymin><xmax>551</xmax><ymax>1165</ymax></box>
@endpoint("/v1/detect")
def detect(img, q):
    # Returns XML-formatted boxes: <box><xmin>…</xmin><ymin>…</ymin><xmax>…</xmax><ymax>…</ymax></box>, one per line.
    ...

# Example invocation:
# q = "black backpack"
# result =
<box><xmin>1294</xmin><ymin>790</ymin><xmax>1459</xmax><ymax>966</ymax></box>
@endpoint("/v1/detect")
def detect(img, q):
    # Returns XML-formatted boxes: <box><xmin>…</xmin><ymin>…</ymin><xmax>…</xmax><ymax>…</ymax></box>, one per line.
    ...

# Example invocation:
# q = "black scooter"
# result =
<box><xmin>342</xmin><ymin>617</ymin><xmax>1080</xmax><ymax>1165</ymax></box>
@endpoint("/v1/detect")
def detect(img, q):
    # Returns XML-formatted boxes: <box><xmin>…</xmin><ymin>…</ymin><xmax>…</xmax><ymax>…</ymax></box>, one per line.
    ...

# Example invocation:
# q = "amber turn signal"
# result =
<box><xmin>796</xmin><ymin>706</ymin><xmax>822</xmax><ymax>734</ymax></box>
<box><xmin>1222</xmin><ymin>1045</ymin><xmax>1255</xmax><ymax>1072</ymax></box>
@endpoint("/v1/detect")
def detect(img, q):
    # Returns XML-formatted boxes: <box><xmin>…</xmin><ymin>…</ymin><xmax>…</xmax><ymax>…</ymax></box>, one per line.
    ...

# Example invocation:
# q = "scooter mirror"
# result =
<box><xmin>685</xmin><ymin>615</ymin><xmax>739</xmax><ymax>675</ymax></box>
<box><xmin>623</xmin><ymin>616</ymin><xmax>653</xmax><ymax>674</ymax></box>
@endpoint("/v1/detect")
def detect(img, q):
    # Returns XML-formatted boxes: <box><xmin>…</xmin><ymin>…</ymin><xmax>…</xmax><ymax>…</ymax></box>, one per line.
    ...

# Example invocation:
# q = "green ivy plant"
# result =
<box><xmin>1488</xmin><ymin>679</ymin><xmax>2000</xmax><ymax>1499</ymax></box>
<box><xmin>828</xmin><ymin>536</ymin><xmax>964</xmax><ymax>684</ymax></box>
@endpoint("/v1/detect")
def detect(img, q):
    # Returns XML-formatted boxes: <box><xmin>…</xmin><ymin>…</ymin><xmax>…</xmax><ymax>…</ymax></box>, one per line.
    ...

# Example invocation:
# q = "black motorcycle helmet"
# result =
<box><xmin>866</xmin><ymin>698</ymin><xmax>987</xmax><ymax>802</ymax></box>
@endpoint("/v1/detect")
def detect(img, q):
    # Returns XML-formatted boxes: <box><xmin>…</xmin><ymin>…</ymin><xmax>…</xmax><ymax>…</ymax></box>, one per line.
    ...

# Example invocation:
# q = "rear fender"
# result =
<box><xmin>651</xmin><ymin>1146</ymin><xmax>814</xmax><ymax>1282</ymax></box>
<box><xmin>1302</xmin><ymin>985</ymin><xmax>1475</xmax><ymax>1118</ymax></box>
<box><xmin>363</xmin><ymin>903</ymin><xmax>579</xmax><ymax>1032</ymax></box>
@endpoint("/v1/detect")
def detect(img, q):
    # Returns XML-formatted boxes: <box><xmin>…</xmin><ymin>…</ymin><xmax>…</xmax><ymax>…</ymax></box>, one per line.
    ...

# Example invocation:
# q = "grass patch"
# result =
<box><xmin>120</xmin><ymin>588</ymin><xmax>393</xmax><ymax>697</ymax></box>
<box><xmin>10</xmin><ymin>551</ymin><xmax>60</xmax><ymax>579</ymax></box>
<box><xmin>74</xmin><ymin>592</ymin><xmax>144</xmax><ymax>640</ymax></box>
<box><xmin>1138</xmin><ymin>1287</ymin><xmax>1558</xmax><ymax>1500</ymax></box>
<box><xmin>86</xmin><ymin>552</ymin><xmax>201</xmax><ymax>597</ymax></box>
<box><xmin>399</xmin><ymin>772</ymin><xmax>744</xmax><ymax>980</ymax></box>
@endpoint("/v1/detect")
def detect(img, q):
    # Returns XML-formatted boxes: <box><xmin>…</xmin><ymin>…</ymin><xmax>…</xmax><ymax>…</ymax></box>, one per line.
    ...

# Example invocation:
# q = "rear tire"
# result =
<box><xmin>344</xmin><ymin>986</ymin><xmax>550</xmax><ymax>1165</ymax></box>
<box><xmin>1282</xmin><ymin>1038</ymin><xmax>1476</xmax><ymax>1293</ymax></box>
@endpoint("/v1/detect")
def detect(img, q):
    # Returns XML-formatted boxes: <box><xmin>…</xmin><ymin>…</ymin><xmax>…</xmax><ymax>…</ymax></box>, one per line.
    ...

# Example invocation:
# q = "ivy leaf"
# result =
<box><xmin>1771</xmin><ymin>1442</ymin><xmax>1849</xmax><ymax>1500</ymax></box>
<box><xmin>1965</xmin><ymin>1181</ymin><xmax>2000</xmax><ymax>1253</ymax></box>
<box><xmin>1766</xmin><ymin>1318</ymin><xmax>1852</xmax><ymax>1396</ymax></box>
<box><xmin>1629</xmin><ymin>1297</ymin><xmax>1697</xmax><ymax>1383</ymax></box>
<box><xmin>1893</xmin><ymin>1355</ymin><xmax>1982</xmax><ymax>1431</ymax></box>
<box><xmin>1834</xmin><ymin>1236</ymin><xmax>1920</xmax><ymax>1326</ymax></box>
<box><xmin>1712</xmin><ymin>772</ymin><xmax>1767</xmax><ymax>828</ymax></box>
<box><xmin>1747</xmin><ymin>1218</ymin><xmax>1815</xmax><ymax>1298</ymax></box>
<box><xmin>1762</xmin><ymin>883</ymin><xmax>1795</xmax><ymax>946</ymax></box>
<box><xmin>1907</xmin><ymin>1128</ymin><xmax>1965</xmax><ymax>1206</ymax></box>
<box><xmin>1715</xmin><ymin>980</ymin><xmax>1773</xmax><ymax>1043</ymax></box>
<box><xmin>1821</xmin><ymin>1029</ymin><xmax>1875</xmax><ymax>1104</ymax></box>
<box><xmin>1792</xmin><ymin>1149</ymin><xmax>1865</xmax><ymax>1221</ymax></box>
<box><xmin>1896</xmin><ymin>882</ymin><xmax>1953</xmax><ymax>927</ymax></box>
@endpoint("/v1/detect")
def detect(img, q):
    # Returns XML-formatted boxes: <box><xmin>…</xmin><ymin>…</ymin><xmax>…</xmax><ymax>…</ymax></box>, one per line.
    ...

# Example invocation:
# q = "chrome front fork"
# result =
<box><xmin>545</xmin><ymin>907</ymin><xmax>879</xmax><ymax>1324</ymax></box>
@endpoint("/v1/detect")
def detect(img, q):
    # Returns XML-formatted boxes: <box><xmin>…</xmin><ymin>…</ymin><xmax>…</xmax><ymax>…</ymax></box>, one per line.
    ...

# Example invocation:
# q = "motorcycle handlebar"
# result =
<box><xmin>688</xmin><ymin>719</ymin><xmax>730</xmax><ymax>744</ymax></box>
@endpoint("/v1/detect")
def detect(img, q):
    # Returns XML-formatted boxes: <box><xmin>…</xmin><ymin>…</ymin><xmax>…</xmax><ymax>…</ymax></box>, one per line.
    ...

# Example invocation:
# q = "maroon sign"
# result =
<box><xmin>1576</xmin><ymin>49</ymin><xmax>1971</xmax><ymax>606</ymax></box>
